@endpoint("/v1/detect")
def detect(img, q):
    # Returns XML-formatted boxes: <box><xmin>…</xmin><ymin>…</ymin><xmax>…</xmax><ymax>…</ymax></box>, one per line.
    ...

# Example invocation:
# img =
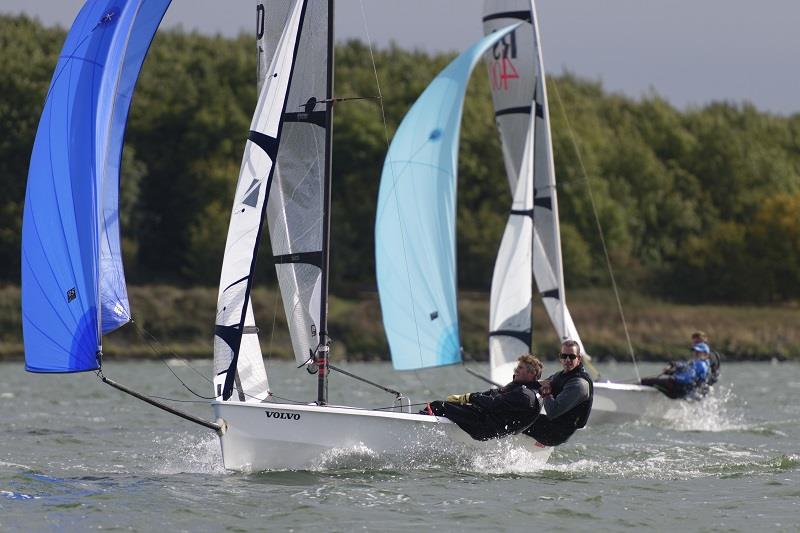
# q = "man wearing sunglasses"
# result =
<box><xmin>522</xmin><ymin>340</ymin><xmax>594</xmax><ymax>446</ymax></box>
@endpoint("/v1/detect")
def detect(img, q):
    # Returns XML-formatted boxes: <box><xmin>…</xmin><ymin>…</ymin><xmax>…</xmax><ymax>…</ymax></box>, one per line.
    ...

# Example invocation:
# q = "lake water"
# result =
<box><xmin>1</xmin><ymin>360</ymin><xmax>798</xmax><ymax>532</ymax></box>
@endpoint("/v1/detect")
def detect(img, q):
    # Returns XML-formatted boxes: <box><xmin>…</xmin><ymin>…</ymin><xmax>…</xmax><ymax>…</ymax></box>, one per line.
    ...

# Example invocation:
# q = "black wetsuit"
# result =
<box><xmin>523</xmin><ymin>365</ymin><xmax>593</xmax><ymax>446</ymax></box>
<box><xmin>427</xmin><ymin>381</ymin><xmax>540</xmax><ymax>441</ymax></box>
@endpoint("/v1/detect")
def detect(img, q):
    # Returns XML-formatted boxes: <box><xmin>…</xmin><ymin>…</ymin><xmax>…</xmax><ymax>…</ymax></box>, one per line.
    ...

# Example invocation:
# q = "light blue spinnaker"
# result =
<box><xmin>22</xmin><ymin>0</ymin><xmax>171</xmax><ymax>373</ymax></box>
<box><xmin>375</xmin><ymin>24</ymin><xmax>520</xmax><ymax>371</ymax></box>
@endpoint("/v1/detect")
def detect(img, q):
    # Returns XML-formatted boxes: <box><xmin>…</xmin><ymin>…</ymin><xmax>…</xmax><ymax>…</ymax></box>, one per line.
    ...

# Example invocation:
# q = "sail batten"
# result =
<box><xmin>376</xmin><ymin>25</ymin><xmax>520</xmax><ymax>371</ymax></box>
<box><xmin>22</xmin><ymin>0</ymin><xmax>172</xmax><ymax>374</ymax></box>
<box><xmin>260</xmin><ymin>0</ymin><xmax>331</xmax><ymax>368</ymax></box>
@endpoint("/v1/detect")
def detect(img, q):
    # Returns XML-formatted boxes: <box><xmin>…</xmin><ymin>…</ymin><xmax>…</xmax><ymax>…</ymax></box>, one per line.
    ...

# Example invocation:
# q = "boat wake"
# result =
<box><xmin>310</xmin><ymin>428</ymin><xmax>550</xmax><ymax>474</ymax></box>
<box><xmin>151</xmin><ymin>434</ymin><xmax>226</xmax><ymax>475</ymax></box>
<box><xmin>659</xmin><ymin>385</ymin><xmax>746</xmax><ymax>432</ymax></box>
<box><xmin>544</xmin><ymin>446</ymin><xmax>799</xmax><ymax>481</ymax></box>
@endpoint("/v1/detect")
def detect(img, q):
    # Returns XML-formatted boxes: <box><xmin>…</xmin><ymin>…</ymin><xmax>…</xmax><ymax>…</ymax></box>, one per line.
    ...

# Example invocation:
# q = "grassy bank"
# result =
<box><xmin>1</xmin><ymin>285</ymin><xmax>798</xmax><ymax>362</ymax></box>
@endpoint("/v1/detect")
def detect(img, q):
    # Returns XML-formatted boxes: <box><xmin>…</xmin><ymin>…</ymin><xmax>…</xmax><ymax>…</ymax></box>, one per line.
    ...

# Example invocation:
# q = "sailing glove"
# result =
<box><xmin>446</xmin><ymin>393</ymin><xmax>471</xmax><ymax>405</ymax></box>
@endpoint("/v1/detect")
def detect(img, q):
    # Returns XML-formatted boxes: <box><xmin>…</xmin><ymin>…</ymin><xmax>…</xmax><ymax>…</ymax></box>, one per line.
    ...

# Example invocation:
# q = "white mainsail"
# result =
<box><xmin>213</xmin><ymin>0</ymin><xmax>307</xmax><ymax>401</ymax></box>
<box><xmin>483</xmin><ymin>0</ymin><xmax>585</xmax><ymax>383</ymax></box>
<box><xmin>259</xmin><ymin>0</ymin><xmax>330</xmax><ymax>367</ymax></box>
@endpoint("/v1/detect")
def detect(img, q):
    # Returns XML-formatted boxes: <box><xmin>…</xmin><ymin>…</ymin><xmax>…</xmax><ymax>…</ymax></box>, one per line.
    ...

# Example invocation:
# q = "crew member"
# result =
<box><xmin>420</xmin><ymin>355</ymin><xmax>542</xmax><ymax>441</ymax></box>
<box><xmin>522</xmin><ymin>340</ymin><xmax>594</xmax><ymax>446</ymax></box>
<box><xmin>641</xmin><ymin>342</ymin><xmax>712</xmax><ymax>399</ymax></box>
<box><xmin>693</xmin><ymin>330</ymin><xmax>721</xmax><ymax>386</ymax></box>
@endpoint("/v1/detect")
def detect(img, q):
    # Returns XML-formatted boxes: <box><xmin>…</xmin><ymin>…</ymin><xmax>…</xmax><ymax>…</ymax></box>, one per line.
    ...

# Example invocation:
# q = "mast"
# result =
<box><xmin>317</xmin><ymin>0</ymin><xmax>334</xmax><ymax>405</ymax></box>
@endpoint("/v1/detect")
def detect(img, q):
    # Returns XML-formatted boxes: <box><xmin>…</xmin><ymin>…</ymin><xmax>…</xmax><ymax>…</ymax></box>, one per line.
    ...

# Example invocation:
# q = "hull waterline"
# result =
<box><xmin>212</xmin><ymin>401</ymin><xmax>552</xmax><ymax>471</ymax></box>
<box><xmin>590</xmin><ymin>382</ymin><xmax>676</xmax><ymax>424</ymax></box>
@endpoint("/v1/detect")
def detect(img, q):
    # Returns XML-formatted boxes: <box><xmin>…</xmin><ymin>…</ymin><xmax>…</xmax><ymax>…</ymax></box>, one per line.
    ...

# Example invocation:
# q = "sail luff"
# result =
<box><xmin>98</xmin><ymin>0</ymin><xmax>172</xmax><ymax>337</ymax></box>
<box><xmin>529</xmin><ymin>2</ymin><xmax>586</xmax><ymax>354</ymax></box>
<box><xmin>214</xmin><ymin>0</ymin><xmax>307</xmax><ymax>401</ymax></box>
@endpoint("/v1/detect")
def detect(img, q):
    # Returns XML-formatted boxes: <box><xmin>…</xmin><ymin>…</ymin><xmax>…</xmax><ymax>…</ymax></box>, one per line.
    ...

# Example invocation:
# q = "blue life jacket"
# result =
<box><xmin>672</xmin><ymin>361</ymin><xmax>696</xmax><ymax>385</ymax></box>
<box><xmin>691</xmin><ymin>359</ymin><xmax>710</xmax><ymax>383</ymax></box>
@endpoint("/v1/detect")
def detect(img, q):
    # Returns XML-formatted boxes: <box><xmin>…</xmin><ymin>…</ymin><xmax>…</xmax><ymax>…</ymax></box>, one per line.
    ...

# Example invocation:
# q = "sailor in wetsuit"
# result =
<box><xmin>522</xmin><ymin>340</ymin><xmax>594</xmax><ymax>446</ymax></box>
<box><xmin>641</xmin><ymin>342</ymin><xmax>712</xmax><ymax>400</ymax></box>
<box><xmin>692</xmin><ymin>331</ymin><xmax>721</xmax><ymax>389</ymax></box>
<box><xmin>420</xmin><ymin>355</ymin><xmax>543</xmax><ymax>441</ymax></box>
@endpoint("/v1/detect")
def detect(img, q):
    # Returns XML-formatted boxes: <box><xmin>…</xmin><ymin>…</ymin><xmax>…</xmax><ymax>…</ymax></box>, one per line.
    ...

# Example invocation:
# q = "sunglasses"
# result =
<box><xmin>559</xmin><ymin>353</ymin><xmax>578</xmax><ymax>360</ymax></box>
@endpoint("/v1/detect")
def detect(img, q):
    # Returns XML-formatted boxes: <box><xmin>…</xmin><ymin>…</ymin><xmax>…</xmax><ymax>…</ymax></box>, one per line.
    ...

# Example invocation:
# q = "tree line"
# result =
<box><xmin>1</xmin><ymin>15</ymin><xmax>798</xmax><ymax>304</ymax></box>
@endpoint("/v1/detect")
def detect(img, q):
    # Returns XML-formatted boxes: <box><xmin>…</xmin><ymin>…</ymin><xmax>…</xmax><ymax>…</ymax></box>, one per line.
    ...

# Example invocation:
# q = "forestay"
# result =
<box><xmin>483</xmin><ymin>1</ymin><xmax>585</xmax><ymax>384</ymax></box>
<box><xmin>22</xmin><ymin>0</ymin><xmax>171</xmax><ymax>373</ymax></box>
<box><xmin>375</xmin><ymin>25</ymin><xmax>519</xmax><ymax>371</ymax></box>
<box><xmin>213</xmin><ymin>0</ymin><xmax>307</xmax><ymax>401</ymax></box>
<box><xmin>258</xmin><ymin>0</ymin><xmax>331</xmax><ymax>368</ymax></box>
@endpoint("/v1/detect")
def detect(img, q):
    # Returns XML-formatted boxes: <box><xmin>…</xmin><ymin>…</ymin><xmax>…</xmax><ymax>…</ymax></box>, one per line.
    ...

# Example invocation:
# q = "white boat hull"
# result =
<box><xmin>212</xmin><ymin>401</ymin><xmax>552</xmax><ymax>471</ymax></box>
<box><xmin>590</xmin><ymin>382</ymin><xmax>675</xmax><ymax>424</ymax></box>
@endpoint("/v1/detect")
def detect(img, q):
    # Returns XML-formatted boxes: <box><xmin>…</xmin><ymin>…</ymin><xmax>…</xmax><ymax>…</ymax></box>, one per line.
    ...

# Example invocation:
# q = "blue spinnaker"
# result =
<box><xmin>375</xmin><ymin>24</ymin><xmax>519</xmax><ymax>371</ymax></box>
<box><xmin>22</xmin><ymin>0</ymin><xmax>171</xmax><ymax>373</ymax></box>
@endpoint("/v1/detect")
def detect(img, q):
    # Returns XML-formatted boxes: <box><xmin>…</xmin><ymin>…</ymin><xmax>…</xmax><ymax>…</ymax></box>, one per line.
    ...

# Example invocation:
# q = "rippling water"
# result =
<box><xmin>1</xmin><ymin>360</ymin><xmax>798</xmax><ymax>531</ymax></box>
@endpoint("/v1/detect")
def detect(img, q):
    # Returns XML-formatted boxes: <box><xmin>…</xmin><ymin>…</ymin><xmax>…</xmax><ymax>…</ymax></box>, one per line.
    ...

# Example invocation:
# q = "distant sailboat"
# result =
<box><xmin>481</xmin><ymin>0</ymin><xmax>669</xmax><ymax>424</ymax></box>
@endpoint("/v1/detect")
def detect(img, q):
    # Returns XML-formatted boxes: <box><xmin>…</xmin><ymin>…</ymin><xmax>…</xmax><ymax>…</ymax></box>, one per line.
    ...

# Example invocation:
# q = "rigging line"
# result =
<box><xmin>549</xmin><ymin>80</ymin><xmax>641</xmax><ymax>383</ymax></box>
<box><xmin>135</xmin><ymin>317</ymin><xmax>275</xmax><ymax>404</ymax></box>
<box><xmin>98</xmin><ymin>372</ymin><xmax>223</xmax><ymax>433</ymax></box>
<box><xmin>358</xmin><ymin>0</ymin><xmax>426</xmax><ymax>371</ymax></box>
<box><xmin>136</xmin><ymin>316</ymin><xmax>277</xmax><ymax>402</ymax></box>
<box><xmin>129</xmin><ymin>319</ymin><xmax>217</xmax><ymax>399</ymax></box>
<box><xmin>462</xmin><ymin>363</ymin><xmax>502</xmax><ymax>388</ymax></box>
<box><xmin>265</xmin><ymin>284</ymin><xmax>281</xmax><ymax>375</ymax></box>
<box><xmin>132</xmin><ymin>319</ymin><xmax>212</xmax><ymax>384</ymax></box>
<box><xmin>372</xmin><ymin>402</ymin><xmax>429</xmax><ymax>411</ymax></box>
<box><xmin>327</xmin><ymin>363</ymin><xmax>403</xmax><ymax>397</ymax></box>
<box><xmin>268</xmin><ymin>392</ymin><xmax>315</xmax><ymax>405</ymax></box>
<box><xmin>310</xmin><ymin>95</ymin><xmax>381</xmax><ymax>105</ymax></box>
<box><xmin>412</xmin><ymin>368</ymin><xmax>446</xmax><ymax>400</ymax></box>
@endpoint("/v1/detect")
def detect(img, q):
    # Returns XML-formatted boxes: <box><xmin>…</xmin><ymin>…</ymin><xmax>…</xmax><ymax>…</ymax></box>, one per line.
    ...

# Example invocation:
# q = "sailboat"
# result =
<box><xmin>211</xmin><ymin>0</ymin><xmax>554</xmax><ymax>471</ymax></box>
<box><xmin>210</xmin><ymin>1</ymin><xmax>553</xmax><ymax>470</ymax></box>
<box><xmin>481</xmin><ymin>0</ymin><xmax>670</xmax><ymax>424</ymax></box>
<box><xmin>22</xmin><ymin>0</ymin><xmax>550</xmax><ymax>472</ymax></box>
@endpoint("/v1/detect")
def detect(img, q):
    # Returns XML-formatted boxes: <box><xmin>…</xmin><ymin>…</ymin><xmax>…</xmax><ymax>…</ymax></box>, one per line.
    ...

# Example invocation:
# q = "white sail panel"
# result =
<box><xmin>490</xmin><ymin>124</ymin><xmax>534</xmax><ymax>385</ymax></box>
<box><xmin>213</xmin><ymin>300</ymin><xmax>268</xmax><ymax>402</ymax></box>
<box><xmin>484</xmin><ymin>1</ymin><xmax>536</xmax><ymax>380</ymax></box>
<box><xmin>214</xmin><ymin>0</ymin><xmax>306</xmax><ymax>401</ymax></box>
<box><xmin>483</xmin><ymin>0</ymin><xmax>586</xmax><ymax>362</ymax></box>
<box><xmin>261</xmin><ymin>1</ymin><xmax>330</xmax><ymax>366</ymax></box>
<box><xmin>482</xmin><ymin>0</ymin><xmax>536</xmax><ymax>192</ymax></box>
